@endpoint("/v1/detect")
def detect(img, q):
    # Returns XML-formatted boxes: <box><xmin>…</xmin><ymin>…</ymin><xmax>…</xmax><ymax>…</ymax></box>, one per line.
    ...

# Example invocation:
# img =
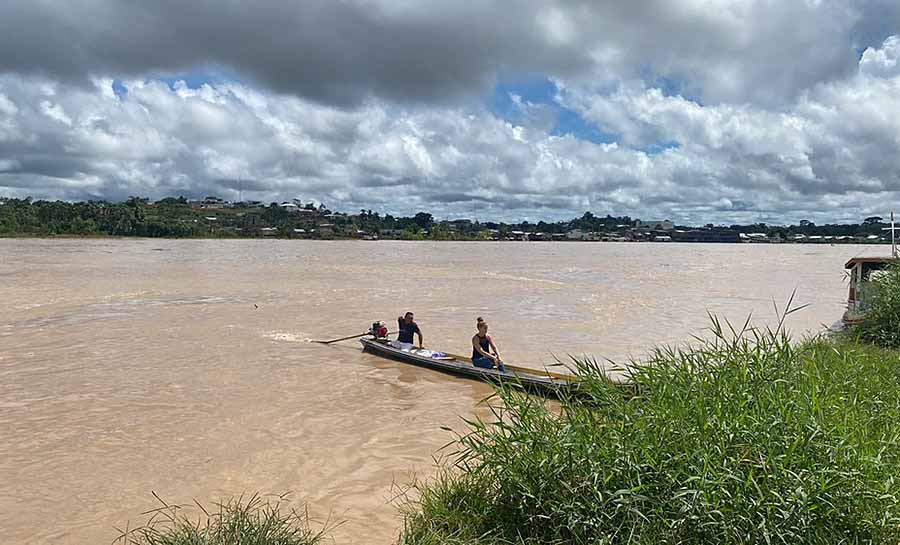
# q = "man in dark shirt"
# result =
<box><xmin>397</xmin><ymin>311</ymin><xmax>423</xmax><ymax>348</ymax></box>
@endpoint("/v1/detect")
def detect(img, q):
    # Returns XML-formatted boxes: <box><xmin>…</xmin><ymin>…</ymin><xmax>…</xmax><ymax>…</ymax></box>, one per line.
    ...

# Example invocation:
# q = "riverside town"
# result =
<box><xmin>0</xmin><ymin>195</ymin><xmax>892</xmax><ymax>243</ymax></box>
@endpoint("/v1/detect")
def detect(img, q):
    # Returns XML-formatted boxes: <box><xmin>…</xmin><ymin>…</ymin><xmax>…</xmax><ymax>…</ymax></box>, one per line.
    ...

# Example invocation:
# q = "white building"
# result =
<box><xmin>198</xmin><ymin>196</ymin><xmax>227</xmax><ymax>209</ymax></box>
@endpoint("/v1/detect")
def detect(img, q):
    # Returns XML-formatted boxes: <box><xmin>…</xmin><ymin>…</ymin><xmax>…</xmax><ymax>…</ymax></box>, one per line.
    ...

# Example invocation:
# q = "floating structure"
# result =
<box><xmin>843</xmin><ymin>256</ymin><xmax>894</xmax><ymax>326</ymax></box>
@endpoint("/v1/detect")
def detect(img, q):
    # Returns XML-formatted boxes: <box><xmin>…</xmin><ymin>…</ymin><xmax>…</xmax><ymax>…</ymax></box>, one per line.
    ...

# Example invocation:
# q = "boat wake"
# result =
<box><xmin>482</xmin><ymin>271</ymin><xmax>565</xmax><ymax>286</ymax></box>
<box><xmin>263</xmin><ymin>331</ymin><xmax>308</xmax><ymax>343</ymax></box>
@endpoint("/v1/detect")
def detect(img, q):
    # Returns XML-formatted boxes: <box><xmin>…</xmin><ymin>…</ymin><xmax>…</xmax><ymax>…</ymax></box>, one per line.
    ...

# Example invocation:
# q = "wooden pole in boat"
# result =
<box><xmin>313</xmin><ymin>331</ymin><xmax>397</xmax><ymax>344</ymax></box>
<box><xmin>313</xmin><ymin>332</ymin><xmax>370</xmax><ymax>344</ymax></box>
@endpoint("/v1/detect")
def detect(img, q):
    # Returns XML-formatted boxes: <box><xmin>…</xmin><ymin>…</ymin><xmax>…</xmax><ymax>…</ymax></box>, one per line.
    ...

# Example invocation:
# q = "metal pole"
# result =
<box><xmin>893</xmin><ymin>211</ymin><xmax>897</xmax><ymax>258</ymax></box>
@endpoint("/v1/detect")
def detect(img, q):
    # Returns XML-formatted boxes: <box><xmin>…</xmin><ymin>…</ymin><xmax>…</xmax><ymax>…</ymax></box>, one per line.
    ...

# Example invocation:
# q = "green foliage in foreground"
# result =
<box><xmin>116</xmin><ymin>493</ymin><xmax>330</xmax><ymax>545</ymax></box>
<box><xmin>401</xmin><ymin>320</ymin><xmax>900</xmax><ymax>544</ymax></box>
<box><xmin>855</xmin><ymin>260</ymin><xmax>900</xmax><ymax>348</ymax></box>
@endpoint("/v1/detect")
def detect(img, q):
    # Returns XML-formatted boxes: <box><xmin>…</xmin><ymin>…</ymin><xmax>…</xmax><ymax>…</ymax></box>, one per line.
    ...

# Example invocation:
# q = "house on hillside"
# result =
<box><xmin>740</xmin><ymin>232</ymin><xmax>769</xmax><ymax>242</ymax></box>
<box><xmin>672</xmin><ymin>230</ymin><xmax>741</xmax><ymax>243</ymax></box>
<box><xmin>197</xmin><ymin>196</ymin><xmax>227</xmax><ymax>209</ymax></box>
<box><xmin>636</xmin><ymin>219</ymin><xmax>674</xmax><ymax>230</ymax></box>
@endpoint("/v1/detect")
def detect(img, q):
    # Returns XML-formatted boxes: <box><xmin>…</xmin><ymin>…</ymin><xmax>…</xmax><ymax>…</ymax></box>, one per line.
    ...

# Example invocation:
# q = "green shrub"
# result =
<box><xmin>401</xmin><ymin>318</ymin><xmax>900</xmax><ymax>545</ymax></box>
<box><xmin>116</xmin><ymin>493</ymin><xmax>330</xmax><ymax>545</ymax></box>
<box><xmin>855</xmin><ymin>261</ymin><xmax>900</xmax><ymax>348</ymax></box>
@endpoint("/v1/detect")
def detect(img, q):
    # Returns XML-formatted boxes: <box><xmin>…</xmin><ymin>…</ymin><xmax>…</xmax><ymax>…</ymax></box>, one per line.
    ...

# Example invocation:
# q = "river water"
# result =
<box><xmin>0</xmin><ymin>239</ymin><xmax>875</xmax><ymax>544</ymax></box>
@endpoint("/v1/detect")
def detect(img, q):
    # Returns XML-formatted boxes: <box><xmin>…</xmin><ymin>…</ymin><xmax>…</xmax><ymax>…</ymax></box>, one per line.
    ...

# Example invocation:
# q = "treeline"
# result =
<box><xmin>0</xmin><ymin>197</ymin><xmax>203</xmax><ymax>237</ymax></box>
<box><xmin>720</xmin><ymin>217</ymin><xmax>890</xmax><ymax>238</ymax></box>
<box><xmin>0</xmin><ymin>198</ymin><xmax>636</xmax><ymax>239</ymax></box>
<box><xmin>0</xmin><ymin>196</ymin><xmax>892</xmax><ymax>239</ymax></box>
<box><xmin>0</xmin><ymin>197</ymin><xmax>467</xmax><ymax>239</ymax></box>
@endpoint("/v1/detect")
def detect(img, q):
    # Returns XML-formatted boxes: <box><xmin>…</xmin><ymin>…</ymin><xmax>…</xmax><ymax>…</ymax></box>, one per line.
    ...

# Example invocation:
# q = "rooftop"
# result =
<box><xmin>845</xmin><ymin>256</ymin><xmax>894</xmax><ymax>268</ymax></box>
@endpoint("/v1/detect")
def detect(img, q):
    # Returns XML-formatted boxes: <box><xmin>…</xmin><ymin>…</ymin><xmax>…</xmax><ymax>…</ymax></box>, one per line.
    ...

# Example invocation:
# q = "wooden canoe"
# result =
<box><xmin>359</xmin><ymin>337</ymin><xmax>578</xmax><ymax>396</ymax></box>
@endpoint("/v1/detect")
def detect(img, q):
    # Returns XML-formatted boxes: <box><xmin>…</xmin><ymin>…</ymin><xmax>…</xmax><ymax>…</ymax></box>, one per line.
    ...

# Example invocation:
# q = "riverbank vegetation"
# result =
<box><xmin>0</xmin><ymin>196</ymin><xmax>892</xmax><ymax>242</ymax></box>
<box><xmin>116</xmin><ymin>493</ymin><xmax>329</xmax><ymax>545</ymax></box>
<box><xmin>400</xmin><ymin>313</ymin><xmax>900</xmax><ymax>544</ymax></box>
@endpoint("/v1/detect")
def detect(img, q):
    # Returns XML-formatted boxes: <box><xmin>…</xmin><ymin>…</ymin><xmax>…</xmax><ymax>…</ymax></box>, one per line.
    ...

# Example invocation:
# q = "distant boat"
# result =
<box><xmin>843</xmin><ymin>257</ymin><xmax>894</xmax><ymax>326</ymax></box>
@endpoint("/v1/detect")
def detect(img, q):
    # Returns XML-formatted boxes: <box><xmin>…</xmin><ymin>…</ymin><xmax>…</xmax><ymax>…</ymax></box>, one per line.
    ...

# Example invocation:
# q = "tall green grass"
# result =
<box><xmin>854</xmin><ymin>260</ymin><xmax>900</xmax><ymax>348</ymax></box>
<box><xmin>116</xmin><ymin>493</ymin><xmax>331</xmax><ymax>545</ymax></box>
<box><xmin>401</xmin><ymin>317</ymin><xmax>900</xmax><ymax>544</ymax></box>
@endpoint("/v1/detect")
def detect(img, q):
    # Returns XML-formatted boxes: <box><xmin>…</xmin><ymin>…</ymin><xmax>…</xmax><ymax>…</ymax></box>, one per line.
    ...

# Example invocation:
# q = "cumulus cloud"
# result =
<box><xmin>0</xmin><ymin>75</ymin><xmax>633</xmax><ymax>214</ymax></box>
<box><xmin>1</xmin><ymin>0</ymin><xmax>897</xmax><ymax>107</ymax></box>
<box><xmin>1</xmin><ymin>1</ymin><xmax>900</xmax><ymax>222</ymax></box>
<box><xmin>3</xmin><ymin>31</ymin><xmax>900</xmax><ymax>225</ymax></box>
<box><xmin>860</xmin><ymin>35</ymin><xmax>900</xmax><ymax>77</ymax></box>
<box><xmin>561</xmin><ymin>33</ymin><xmax>900</xmax><ymax>204</ymax></box>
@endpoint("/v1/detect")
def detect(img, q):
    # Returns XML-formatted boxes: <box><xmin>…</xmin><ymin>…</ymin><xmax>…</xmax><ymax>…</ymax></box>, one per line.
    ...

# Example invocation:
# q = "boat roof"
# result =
<box><xmin>845</xmin><ymin>256</ymin><xmax>895</xmax><ymax>268</ymax></box>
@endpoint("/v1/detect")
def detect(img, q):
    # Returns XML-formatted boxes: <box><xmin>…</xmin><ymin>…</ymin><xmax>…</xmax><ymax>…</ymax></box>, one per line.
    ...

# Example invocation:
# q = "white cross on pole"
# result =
<box><xmin>883</xmin><ymin>211</ymin><xmax>898</xmax><ymax>258</ymax></box>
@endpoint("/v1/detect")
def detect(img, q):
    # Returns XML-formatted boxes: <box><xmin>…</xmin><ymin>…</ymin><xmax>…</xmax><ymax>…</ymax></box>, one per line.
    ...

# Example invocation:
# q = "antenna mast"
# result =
<box><xmin>883</xmin><ymin>210</ymin><xmax>898</xmax><ymax>258</ymax></box>
<box><xmin>893</xmin><ymin>210</ymin><xmax>897</xmax><ymax>259</ymax></box>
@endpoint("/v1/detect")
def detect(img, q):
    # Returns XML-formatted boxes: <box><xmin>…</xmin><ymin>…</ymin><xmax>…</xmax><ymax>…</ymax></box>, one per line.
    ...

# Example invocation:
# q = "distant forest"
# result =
<box><xmin>0</xmin><ymin>196</ymin><xmax>892</xmax><ymax>241</ymax></box>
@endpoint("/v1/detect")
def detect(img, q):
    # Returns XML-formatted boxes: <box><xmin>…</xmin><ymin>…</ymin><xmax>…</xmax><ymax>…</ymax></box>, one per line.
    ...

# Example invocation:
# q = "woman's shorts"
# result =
<box><xmin>473</xmin><ymin>356</ymin><xmax>505</xmax><ymax>372</ymax></box>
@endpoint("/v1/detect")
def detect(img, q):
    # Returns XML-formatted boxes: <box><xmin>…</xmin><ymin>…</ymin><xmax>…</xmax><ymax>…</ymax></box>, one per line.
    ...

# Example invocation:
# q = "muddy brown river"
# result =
<box><xmin>0</xmin><ymin>239</ymin><xmax>874</xmax><ymax>544</ymax></box>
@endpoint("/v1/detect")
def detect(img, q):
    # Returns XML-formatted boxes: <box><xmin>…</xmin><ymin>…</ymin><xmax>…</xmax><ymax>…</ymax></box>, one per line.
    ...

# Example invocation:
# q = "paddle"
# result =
<box><xmin>313</xmin><ymin>331</ymin><xmax>397</xmax><ymax>344</ymax></box>
<box><xmin>313</xmin><ymin>332</ymin><xmax>370</xmax><ymax>344</ymax></box>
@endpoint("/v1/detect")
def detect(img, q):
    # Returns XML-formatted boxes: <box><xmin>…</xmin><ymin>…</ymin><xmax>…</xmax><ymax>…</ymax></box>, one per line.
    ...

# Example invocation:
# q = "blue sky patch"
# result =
<box><xmin>153</xmin><ymin>65</ymin><xmax>243</xmax><ymax>92</ymax></box>
<box><xmin>159</xmin><ymin>71</ymin><xmax>217</xmax><ymax>91</ymax></box>
<box><xmin>641</xmin><ymin>140</ymin><xmax>680</xmax><ymax>155</ymax></box>
<box><xmin>111</xmin><ymin>79</ymin><xmax>128</xmax><ymax>98</ymax></box>
<box><xmin>487</xmin><ymin>75</ymin><xmax>617</xmax><ymax>144</ymax></box>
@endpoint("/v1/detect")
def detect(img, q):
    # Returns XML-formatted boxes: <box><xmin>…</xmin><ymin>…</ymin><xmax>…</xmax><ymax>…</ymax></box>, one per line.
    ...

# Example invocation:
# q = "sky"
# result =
<box><xmin>1</xmin><ymin>1</ymin><xmax>900</xmax><ymax>224</ymax></box>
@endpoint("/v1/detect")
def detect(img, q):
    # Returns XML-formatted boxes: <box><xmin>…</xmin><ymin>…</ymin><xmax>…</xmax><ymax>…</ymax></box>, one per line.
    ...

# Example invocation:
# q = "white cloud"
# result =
<box><xmin>0</xmin><ymin>93</ymin><xmax>17</xmax><ymax>115</ymax></box>
<box><xmin>39</xmin><ymin>100</ymin><xmax>72</xmax><ymax>126</ymax></box>
<box><xmin>1</xmin><ymin>7</ymin><xmax>900</xmax><ymax>226</ymax></box>
<box><xmin>859</xmin><ymin>35</ymin><xmax>900</xmax><ymax>78</ymax></box>
<box><xmin>0</xmin><ymin>158</ymin><xmax>19</xmax><ymax>171</ymax></box>
<box><xmin>556</xmin><ymin>34</ymin><xmax>900</xmax><ymax>216</ymax></box>
<box><xmin>1</xmin><ymin>0</ymin><xmax>897</xmax><ymax>107</ymax></box>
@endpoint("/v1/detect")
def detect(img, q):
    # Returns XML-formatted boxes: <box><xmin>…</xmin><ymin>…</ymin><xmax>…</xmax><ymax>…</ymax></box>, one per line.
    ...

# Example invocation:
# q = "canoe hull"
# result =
<box><xmin>359</xmin><ymin>338</ymin><xmax>575</xmax><ymax>396</ymax></box>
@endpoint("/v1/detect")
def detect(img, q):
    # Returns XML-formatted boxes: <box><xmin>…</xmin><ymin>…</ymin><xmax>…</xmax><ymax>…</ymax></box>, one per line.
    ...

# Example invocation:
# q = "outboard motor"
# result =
<box><xmin>370</xmin><ymin>321</ymin><xmax>388</xmax><ymax>338</ymax></box>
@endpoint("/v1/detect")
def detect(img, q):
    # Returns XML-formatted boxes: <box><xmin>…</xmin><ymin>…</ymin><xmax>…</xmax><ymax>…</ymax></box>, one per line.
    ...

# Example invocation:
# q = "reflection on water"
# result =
<box><xmin>0</xmin><ymin>239</ymin><xmax>870</xmax><ymax>544</ymax></box>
